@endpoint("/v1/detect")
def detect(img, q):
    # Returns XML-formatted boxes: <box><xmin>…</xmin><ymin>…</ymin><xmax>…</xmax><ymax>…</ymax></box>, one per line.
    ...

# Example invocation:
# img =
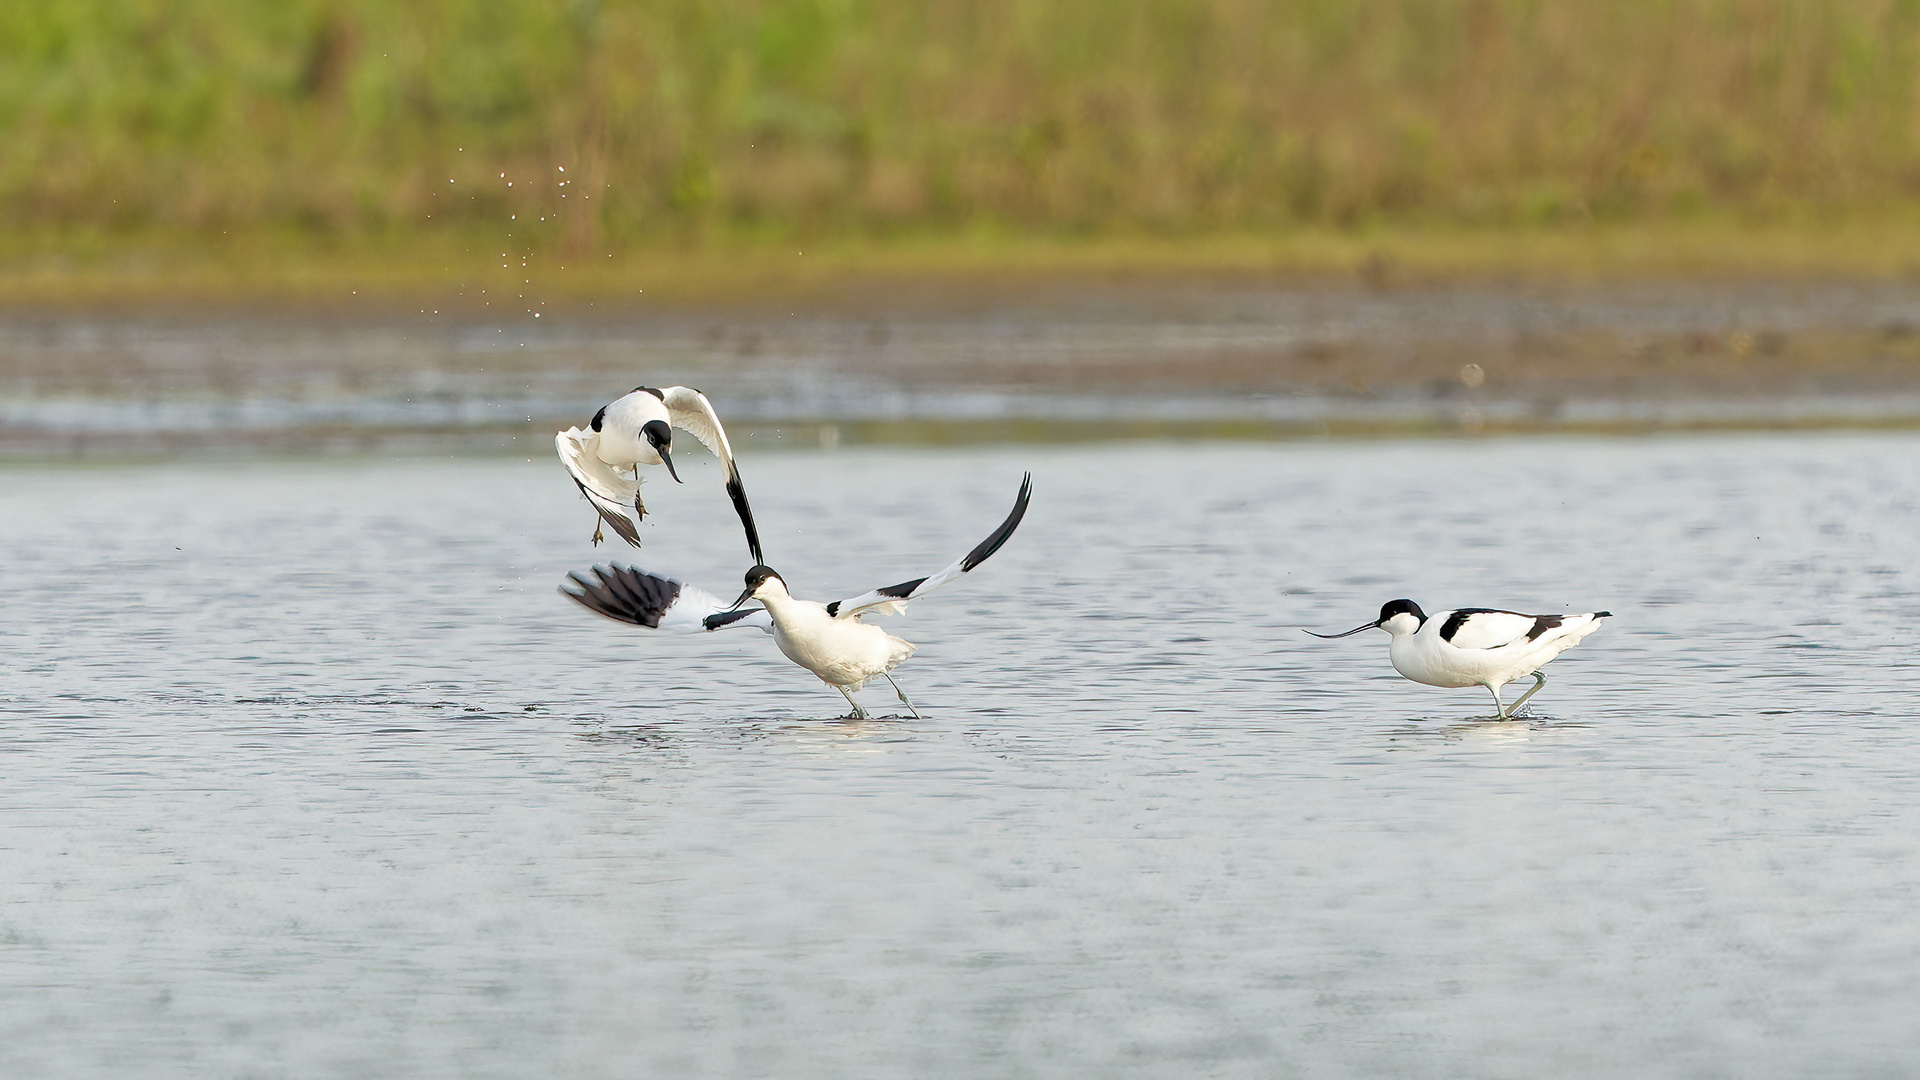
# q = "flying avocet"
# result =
<box><xmin>561</xmin><ymin>473</ymin><xmax>1033</xmax><ymax>719</ymax></box>
<box><xmin>555</xmin><ymin>385</ymin><xmax>762</xmax><ymax>561</ymax></box>
<box><xmin>1308</xmin><ymin>600</ymin><xmax>1611</xmax><ymax>718</ymax></box>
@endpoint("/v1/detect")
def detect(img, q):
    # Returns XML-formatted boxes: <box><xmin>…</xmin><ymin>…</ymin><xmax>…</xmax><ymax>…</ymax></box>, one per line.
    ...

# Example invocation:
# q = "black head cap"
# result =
<box><xmin>643</xmin><ymin>419</ymin><xmax>681</xmax><ymax>482</ymax></box>
<box><xmin>1379</xmin><ymin>599</ymin><xmax>1425</xmax><ymax>623</ymax></box>
<box><xmin>732</xmin><ymin>564</ymin><xmax>783</xmax><ymax>608</ymax></box>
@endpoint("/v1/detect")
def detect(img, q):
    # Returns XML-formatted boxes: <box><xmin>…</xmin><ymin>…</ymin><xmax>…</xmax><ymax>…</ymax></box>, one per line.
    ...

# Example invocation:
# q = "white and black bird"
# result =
<box><xmin>1308</xmin><ymin>600</ymin><xmax>1611</xmax><ymax>718</ymax></box>
<box><xmin>561</xmin><ymin>473</ymin><xmax>1033</xmax><ymax>719</ymax></box>
<box><xmin>555</xmin><ymin>385</ymin><xmax>762</xmax><ymax>561</ymax></box>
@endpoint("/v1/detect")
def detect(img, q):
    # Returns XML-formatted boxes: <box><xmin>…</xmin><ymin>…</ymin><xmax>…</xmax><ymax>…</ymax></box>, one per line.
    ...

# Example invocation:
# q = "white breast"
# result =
<box><xmin>767</xmin><ymin>601</ymin><xmax>915</xmax><ymax>688</ymax></box>
<box><xmin>1389</xmin><ymin>633</ymin><xmax>1491</xmax><ymax>688</ymax></box>
<box><xmin>592</xmin><ymin>392</ymin><xmax>669</xmax><ymax>467</ymax></box>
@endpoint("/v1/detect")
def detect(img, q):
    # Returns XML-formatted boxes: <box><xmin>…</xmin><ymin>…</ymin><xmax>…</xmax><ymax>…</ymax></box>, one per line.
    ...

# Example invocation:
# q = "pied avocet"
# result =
<box><xmin>561</xmin><ymin>473</ymin><xmax>1033</xmax><ymax>719</ymax></box>
<box><xmin>1308</xmin><ymin>600</ymin><xmax>1611</xmax><ymax>718</ymax></box>
<box><xmin>555</xmin><ymin>385</ymin><xmax>762</xmax><ymax>561</ymax></box>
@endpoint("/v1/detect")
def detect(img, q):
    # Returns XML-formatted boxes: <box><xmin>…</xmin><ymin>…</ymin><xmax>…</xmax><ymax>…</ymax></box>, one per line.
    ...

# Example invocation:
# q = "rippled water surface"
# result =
<box><xmin>4</xmin><ymin>434</ymin><xmax>1920</xmax><ymax>1078</ymax></box>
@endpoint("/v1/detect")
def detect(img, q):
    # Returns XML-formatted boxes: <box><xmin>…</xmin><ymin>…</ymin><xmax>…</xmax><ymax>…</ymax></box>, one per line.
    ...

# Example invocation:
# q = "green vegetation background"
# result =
<box><xmin>9</xmin><ymin>0</ymin><xmax>1920</xmax><ymax>295</ymax></box>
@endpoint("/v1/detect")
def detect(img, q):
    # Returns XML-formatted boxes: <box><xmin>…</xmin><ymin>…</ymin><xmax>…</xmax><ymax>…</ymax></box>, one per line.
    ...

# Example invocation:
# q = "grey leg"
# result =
<box><xmin>1504</xmin><ymin>672</ymin><xmax>1548</xmax><ymax>717</ymax></box>
<box><xmin>1486</xmin><ymin>684</ymin><xmax>1508</xmax><ymax>719</ymax></box>
<box><xmin>836</xmin><ymin>685</ymin><xmax>871</xmax><ymax>720</ymax></box>
<box><xmin>882</xmin><ymin>673</ymin><xmax>922</xmax><ymax>719</ymax></box>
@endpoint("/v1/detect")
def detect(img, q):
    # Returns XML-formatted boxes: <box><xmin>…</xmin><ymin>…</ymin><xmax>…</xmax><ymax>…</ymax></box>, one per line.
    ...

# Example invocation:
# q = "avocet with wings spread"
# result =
<box><xmin>555</xmin><ymin>385</ymin><xmax>763</xmax><ymax>561</ymax></box>
<box><xmin>561</xmin><ymin>473</ymin><xmax>1032</xmax><ymax>719</ymax></box>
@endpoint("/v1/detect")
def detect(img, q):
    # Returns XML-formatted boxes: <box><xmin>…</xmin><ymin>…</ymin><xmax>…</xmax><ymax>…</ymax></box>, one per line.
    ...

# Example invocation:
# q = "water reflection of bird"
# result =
<box><xmin>555</xmin><ymin>385</ymin><xmax>762</xmax><ymax>560</ymax></box>
<box><xmin>1308</xmin><ymin>600</ymin><xmax>1610</xmax><ymax>718</ymax></box>
<box><xmin>561</xmin><ymin>474</ymin><xmax>1032</xmax><ymax>720</ymax></box>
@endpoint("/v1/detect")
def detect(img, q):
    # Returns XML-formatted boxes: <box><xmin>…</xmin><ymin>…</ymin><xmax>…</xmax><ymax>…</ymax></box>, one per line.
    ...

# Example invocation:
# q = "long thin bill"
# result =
<box><xmin>659</xmin><ymin>446</ymin><xmax>683</xmax><ymax>483</ymax></box>
<box><xmin>1303</xmin><ymin>623</ymin><xmax>1377</xmax><ymax>639</ymax></box>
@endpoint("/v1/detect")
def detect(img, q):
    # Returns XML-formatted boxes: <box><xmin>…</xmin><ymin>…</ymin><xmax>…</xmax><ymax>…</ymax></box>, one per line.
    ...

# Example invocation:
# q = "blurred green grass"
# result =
<box><xmin>10</xmin><ymin>0</ymin><xmax>1920</xmax><ymax>293</ymax></box>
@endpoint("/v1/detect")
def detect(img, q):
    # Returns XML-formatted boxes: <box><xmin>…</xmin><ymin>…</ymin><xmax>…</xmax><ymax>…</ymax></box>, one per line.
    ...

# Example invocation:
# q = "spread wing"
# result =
<box><xmin>1439</xmin><ymin>609</ymin><xmax>1546</xmax><ymax>650</ymax></box>
<box><xmin>555</xmin><ymin>428</ymin><xmax>644</xmax><ymax>547</ymax></box>
<box><xmin>826</xmin><ymin>473</ymin><xmax>1032</xmax><ymax>621</ymax></box>
<box><xmin>561</xmin><ymin>565</ymin><xmax>772</xmax><ymax>634</ymax></box>
<box><xmin>659</xmin><ymin>386</ymin><xmax>764</xmax><ymax>565</ymax></box>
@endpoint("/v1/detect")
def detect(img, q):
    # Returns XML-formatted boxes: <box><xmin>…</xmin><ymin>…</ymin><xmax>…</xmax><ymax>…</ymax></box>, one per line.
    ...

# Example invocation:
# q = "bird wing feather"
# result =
<box><xmin>1443</xmin><ymin>609</ymin><xmax>1544</xmax><ymax>650</ymax></box>
<box><xmin>829</xmin><ymin>473</ymin><xmax>1032</xmax><ymax>620</ymax></box>
<box><xmin>555</xmin><ymin>428</ymin><xmax>644</xmax><ymax>546</ymax></box>
<box><xmin>659</xmin><ymin>386</ymin><xmax>764</xmax><ymax>564</ymax></box>
<box><xmin>560</xmin><ymin>564</ymin><xmax>772</xmax><ymax>634</ymax></box>
<box><xmin>658</xmin><ymin>387</ymin><xmax>737</xmax><ymax>476</ymax></box>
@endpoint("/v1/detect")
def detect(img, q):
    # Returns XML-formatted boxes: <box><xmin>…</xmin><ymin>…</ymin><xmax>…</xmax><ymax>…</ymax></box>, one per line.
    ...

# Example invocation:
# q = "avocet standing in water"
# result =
<box><xmin>1308</xmin><ymin>600</ymin><xmax>1611</xmax><ymax>718</ymax></box>
<box><xmin>555</xmin><ymin>385</ymin><xmax>763</xmax><ymax>561</ymax></box>
<box><xmin>561</xmin><ymin>473</ymin><xmax>1032</xmax><ymax>719</ymax></box>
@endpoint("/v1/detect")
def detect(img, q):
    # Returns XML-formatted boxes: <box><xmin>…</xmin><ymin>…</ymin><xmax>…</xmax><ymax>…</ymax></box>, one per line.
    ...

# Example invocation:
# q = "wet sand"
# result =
<box><xmin>7</xmin><ymin>276</ymin><xmax>1920</xmax><ymax>457</ymax></box>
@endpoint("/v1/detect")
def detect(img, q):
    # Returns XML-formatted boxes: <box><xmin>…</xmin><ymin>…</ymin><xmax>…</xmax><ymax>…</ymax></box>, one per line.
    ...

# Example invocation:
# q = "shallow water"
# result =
<box><xmin>4</xmin><ymin>434</ymin><xmax>1920</xmax><ymax>1078</ymax></box>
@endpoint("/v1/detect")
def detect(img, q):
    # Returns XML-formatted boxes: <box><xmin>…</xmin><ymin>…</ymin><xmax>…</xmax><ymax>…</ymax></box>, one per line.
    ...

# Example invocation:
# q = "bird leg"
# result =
<box><xmin>1486</xmin><ymin>684</ymin><xmax>1508</xmax><ymax>719</ymax></box>
<box><xmin>1503</xmin><ymin>672</ymin><xmax>1548</xmax><ymax>718</ymax></box>
<box><xmin>836</xmin><ymin>685</ymin><xmax>871</xmax><ymax>721</ymax></box>
<box><xmin>590</xmin><ymin>519</ymin><xmax>605</xmax><ymax>546</ymax></box>
<box><xmin>882</xmin><ymin>673</ymin><xmax>922</xmax><ymax>720</ymax></box>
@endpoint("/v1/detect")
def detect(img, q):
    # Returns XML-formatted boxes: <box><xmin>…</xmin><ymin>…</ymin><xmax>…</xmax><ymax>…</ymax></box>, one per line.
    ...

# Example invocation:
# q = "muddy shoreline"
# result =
<box><xmin>7</xmin><ymin>278</ymin><xmax>1920</xmax><ymax>458</ymax></box>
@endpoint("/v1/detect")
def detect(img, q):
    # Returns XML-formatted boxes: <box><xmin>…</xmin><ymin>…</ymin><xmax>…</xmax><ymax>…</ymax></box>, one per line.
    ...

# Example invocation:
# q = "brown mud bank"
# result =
<box><xmin>6</xmin><ymin>276</ymin><xmax>1920</xmax><ymax>458</ymax></box>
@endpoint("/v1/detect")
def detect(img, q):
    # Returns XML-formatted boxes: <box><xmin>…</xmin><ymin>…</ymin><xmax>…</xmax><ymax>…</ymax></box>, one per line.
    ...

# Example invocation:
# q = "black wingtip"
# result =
<box><xmin>726</xmin><ymin>473</ymin><xmax>765</xmax><ymax>566</ymax></box>
<box><xmin>1594</xmin><ymin>610</ymin><xmax>1613</xmax><ymax>618</ymax></box>
<box><xmin>703</xmin><ymin>608</ymin><xmax>762</xmax><ymax>632</ymax></box>
<box><xmin>559</xmin><ymin>564</ymin><xmax>681</xmax><ymax>628</ymax></box>
<box><xmin>958</xmin><ymin>472</ymin><xmax>1033</xmax><ymax>574</ymax></box>
<box><xmin>572</xmin><ymin>477</ymin><xmax>643</xmax><ymax>547</ymax></box>
<box><xmin>561</xmin><ymin>569</ymin><xmax>643</xmax><ymax>626</ymax></box>
<box><xmin>600</xmin><ymin>506</ymin><xmax>643</xmax><ymax>548</ymax></box>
